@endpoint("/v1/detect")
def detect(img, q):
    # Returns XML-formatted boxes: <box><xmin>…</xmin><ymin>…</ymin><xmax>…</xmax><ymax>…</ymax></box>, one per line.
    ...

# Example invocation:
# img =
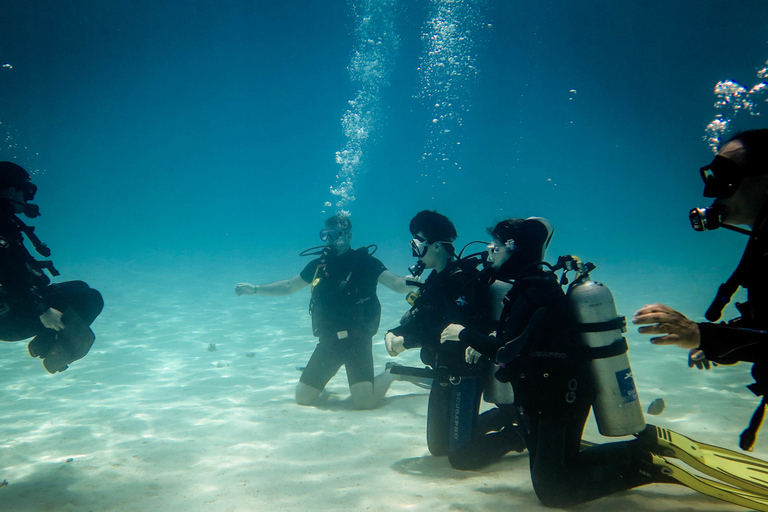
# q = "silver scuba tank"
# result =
<box><xmin>483</xmin><ymin>280</ymin><xmax>515</xmax><ymax>405</ymax></box>
<box><xmin>568</xmin><ymin>278</ymin><xmax>646</xmax><ymax>436</ymax></box>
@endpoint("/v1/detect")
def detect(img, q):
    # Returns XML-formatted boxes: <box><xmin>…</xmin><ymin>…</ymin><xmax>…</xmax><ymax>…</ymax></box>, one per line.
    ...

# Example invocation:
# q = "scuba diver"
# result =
<box><xmin>385</xmin><ymin>210</ymin><xmax>494</xmax><ymax>456</ymax></box>
<box><xmin>0</xmin><ymin>161</ymin><xmax>103</xmax><ymax>373</ymax></box>
<box><xmin>234</xmin><ymin>214</ymin><xmax>416</xmax><ymax>409</ymax></box>
<box><xmin>634</xmin><ymin>129</ymin><xmax>768</xmax><ymax>450</ymax></box>
<box><xmin>442</xmin><ymin>216</ymin><xmax>768</xmax><ymax>511</ymax></box>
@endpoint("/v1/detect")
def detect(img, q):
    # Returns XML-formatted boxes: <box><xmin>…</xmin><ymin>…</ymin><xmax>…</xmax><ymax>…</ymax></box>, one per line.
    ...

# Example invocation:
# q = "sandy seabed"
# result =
<box><xmin>0</xmin><ymin>264</ymin><xmax>764</xmax><ymax>512</ymax></box>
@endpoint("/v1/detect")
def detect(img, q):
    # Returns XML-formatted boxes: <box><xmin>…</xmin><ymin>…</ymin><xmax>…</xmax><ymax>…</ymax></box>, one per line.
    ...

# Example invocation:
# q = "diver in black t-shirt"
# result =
<box><xmin>235</xmin><ymin>215</ymin><xmax>415</xmax><ymax>409</ymax></box>
<box><xmin>0</xmin><ymin>161</ymin><xmax>103</xmax><ymax>373</ymax></box>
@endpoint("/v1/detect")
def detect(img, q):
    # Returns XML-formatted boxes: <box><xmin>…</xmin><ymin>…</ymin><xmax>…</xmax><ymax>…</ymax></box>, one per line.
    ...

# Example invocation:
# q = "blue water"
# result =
<box><xmin>2</xmin><ymin>1</ymin><xmax>768</xmax><ymax>511</ymax></box>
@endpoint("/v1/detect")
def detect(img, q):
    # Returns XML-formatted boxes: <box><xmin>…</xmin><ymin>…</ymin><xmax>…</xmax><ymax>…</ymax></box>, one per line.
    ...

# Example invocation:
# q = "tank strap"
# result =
<box><xmin>589</xmin><ymin>338</ymin><xmax>628</xmax><ymax>360</ymax></box>
<box><xmin>576</xmin><ymin>316</ymin><xmax>626</xmax><ymax>333</ymax></box>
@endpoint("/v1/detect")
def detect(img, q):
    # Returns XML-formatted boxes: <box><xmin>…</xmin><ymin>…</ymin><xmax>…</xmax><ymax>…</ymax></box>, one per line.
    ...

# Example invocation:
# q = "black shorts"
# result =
<box><xmin>299</xmin><ymin>331</ymin><xmax>374</xmax><ymax>391</ymax></box>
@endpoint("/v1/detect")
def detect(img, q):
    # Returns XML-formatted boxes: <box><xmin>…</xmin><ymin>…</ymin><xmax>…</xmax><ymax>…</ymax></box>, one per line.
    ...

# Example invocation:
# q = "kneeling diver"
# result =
<box><xmin>0</xmin><ymin>161</ymin><xmax>103</xmax><ymax>373</ymax></box>
<box><xmin>442</xmin><ymin>217</ymin><xmax>768</xmax><ymax>511</ymax></box>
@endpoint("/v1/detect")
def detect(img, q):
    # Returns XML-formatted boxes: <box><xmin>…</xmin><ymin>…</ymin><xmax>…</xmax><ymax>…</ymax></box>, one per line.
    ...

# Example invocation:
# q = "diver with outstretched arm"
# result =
<box><xmin>633</xmin><ymin>129</ymin><xmax>768</xmax><ymax>450</ymax></box>
<box><xmin>0</xmin><ymin>161</ymin><xmax>103</xmax><ymax>373</ymax></box>
<box><xmin>235</xmin><ymin>214</ymin><xmax>415</xmax><ymax>409</ymax></box>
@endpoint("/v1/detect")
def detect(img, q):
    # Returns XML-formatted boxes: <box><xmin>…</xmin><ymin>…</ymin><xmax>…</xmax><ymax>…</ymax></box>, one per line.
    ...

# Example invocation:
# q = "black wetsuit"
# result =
<box><xmin>0</xmin><ymin>211</ymin><xmax>103</xmax><ymax>373</ymax></box>
<box><xmin>459</xmin><ymin>266</ymin><xmax>660</xmax><ymax>506</ymax></box>
<box><xmin>697</xmin><ymin>215</ymin><xmax>768</xmax><ymax>447</ymax></box>
<box><xmin>388</xmin><ymin>258</ymin><xmax>493</xmax><ymax>456</ymax></box>
<box><xmin>298</xmin><ymin>247</ymin><xmax>385</xmax><ymax>391</ymax></box>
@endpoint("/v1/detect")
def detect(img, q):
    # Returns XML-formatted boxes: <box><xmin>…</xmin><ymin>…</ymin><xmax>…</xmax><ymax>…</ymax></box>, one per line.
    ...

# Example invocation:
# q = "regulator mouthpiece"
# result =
<box><xmin>689</xmin><ymin>205</ymin><xmax>751</xmax><ymax>236</ymax></box>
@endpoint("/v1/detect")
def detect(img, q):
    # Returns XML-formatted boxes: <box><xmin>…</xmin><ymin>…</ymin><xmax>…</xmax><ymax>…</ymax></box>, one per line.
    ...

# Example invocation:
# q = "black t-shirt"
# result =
<box><xmin>300</xmin><ymin>247</ymin><xmax>386</xmax><ymax>338</ymax></box>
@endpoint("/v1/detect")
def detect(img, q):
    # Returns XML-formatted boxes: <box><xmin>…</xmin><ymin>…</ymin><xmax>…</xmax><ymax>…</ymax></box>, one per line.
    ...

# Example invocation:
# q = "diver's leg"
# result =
<box><xmin>295</xmin><ymin>382</ymin><xmax>323</xmax><ymax>406</ymax></box>
<box><xmin>297</xmin><ymin>340</ymin><xmax>342</xmax><ymax>406</ymax></box>
<box><xmin>42</xmin><ymin>281</ymin><xmax>104</xmax><ymax>326</ymax></box>
<box><xmin>448</xmin><ymin>405</ymin><xmax>527</xmax><ymax>470</ymax></box>
<box><xmin>426</xmin><ymin>380</ymin><xmax>451</xmax><ymax>456</ymax></box>
<box><xmin>530</xmin><ymin>400</ymin><xmax>665</xmax><ymax>507</ymax></box>
<box><xmin>346</xmin><ymin>335</ymin><xmax>381</xmax><ymax>409</ymax></box>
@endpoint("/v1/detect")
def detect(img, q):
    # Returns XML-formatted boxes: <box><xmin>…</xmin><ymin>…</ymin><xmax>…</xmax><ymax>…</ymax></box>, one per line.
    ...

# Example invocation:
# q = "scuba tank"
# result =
<box><xmin>557</xmin><ymin>256</ymin><xmax>646</xmax><ymax>437</ymax></box>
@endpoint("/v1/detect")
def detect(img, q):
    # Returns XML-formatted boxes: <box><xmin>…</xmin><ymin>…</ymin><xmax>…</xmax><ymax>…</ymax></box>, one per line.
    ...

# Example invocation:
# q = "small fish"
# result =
<box><xmin>245</xmin><ymin>352</ymin><xmax>256</xmax><ymax>358</ymax></box>
<box><xmin>215</xmin><ymin>362</ymin><xmax>229</xmax><ymax>368</ymax></box>
<box><xmin>647</xmin><ymin>398</ymin><xmax>666</xmax><ymax>416</ymax></box>
<box><xmin>0</xmin><ymin>479</ymin><xmax>8</xmax><ymax>488</ymax></box>
<box><xmin>207</xmin><ymin>343</ymin><xmax>217</xmax><ymax>352</ymax></box>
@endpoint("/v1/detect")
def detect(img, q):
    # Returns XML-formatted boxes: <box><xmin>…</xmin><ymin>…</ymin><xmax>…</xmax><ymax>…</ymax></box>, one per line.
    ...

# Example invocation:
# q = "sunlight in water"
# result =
<box><xmin>416</xmin><ymin>0</ymin><xmax>488</xmax><ymax>179</ymax></box>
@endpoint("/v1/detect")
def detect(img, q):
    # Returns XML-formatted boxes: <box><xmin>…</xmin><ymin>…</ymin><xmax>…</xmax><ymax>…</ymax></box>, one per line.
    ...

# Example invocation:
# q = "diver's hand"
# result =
<box><xmin>465</xmin><ymin>347</ymin><xmax>482</xmax><ymax>364</ymax></box>
<box><xmin>235</xmin><ymin>283</ymin><xmax>256</xmax><ymax>296</ymax></box>
<box><xmin>385</xmin><ymin>332</ymin><xmax>405</xmax><ymax>357</ymax></box>
<box><xmin>40</xmin><ymin>307</ymin><xmax>64</xmax><ymax>331</ymax></box>
<box><xmin>405</xmin><ymin>274</ymin><xmax>422</xmax><ymax>287</ymax></box>
<box><xmin>441</xmin><ymin>324</ymin><xmax>464</xmax><ymax>343</ymax></box>
<box><xmin>688</xmin><ymin>348</ymin><xmax>716</xmax><ymax>370</ymax></box>
<box><xmin>632</xmin><ymin>303</ymin><xmax>701</xmax><ymax>349</ymax></box>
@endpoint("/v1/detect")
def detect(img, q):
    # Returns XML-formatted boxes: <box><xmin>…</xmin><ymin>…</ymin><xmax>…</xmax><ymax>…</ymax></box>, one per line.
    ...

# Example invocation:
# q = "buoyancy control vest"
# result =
<box><xmin>308</xmin><ymin>246</ymin><xmax>381</xmax><ymax>339</ymax></box>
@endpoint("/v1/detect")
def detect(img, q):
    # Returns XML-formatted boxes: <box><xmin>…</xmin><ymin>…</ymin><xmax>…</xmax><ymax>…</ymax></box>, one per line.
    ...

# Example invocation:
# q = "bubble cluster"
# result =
<box><xmin>0</xmin><ymin>121</ymin><xmax>42</xmax><ymax>175</ymax></box>
<box><xmin>329</xmin><ymin>0</ymin><xmax>399</xmax><ymax>212</ymax></box>
<box><xmin>704</xmin><ymin>61</ymin><xmax>768</xmax><ymax>153</ymax></box>
<box><xmin>415</xmin><ymin>0</ymin><xmax>488</xmax><ymax>178</ymax></box>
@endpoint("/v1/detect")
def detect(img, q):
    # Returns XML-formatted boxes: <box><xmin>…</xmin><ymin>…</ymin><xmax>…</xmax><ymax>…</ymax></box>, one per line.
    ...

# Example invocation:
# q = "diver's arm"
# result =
<box><xmin>457</xmin><ymin>327</ymin><xmax>501</xmax><ymax>358</ymax></box>
<box><xmin>698</xmin><ymin>322</ymin><xmax>768</xmax><ymax>364</ymax></box>
<box><xmin>378</xmin><ymin>270</ymin><xmax>417</xmax><ymax>294</ymax></box>
<box><xmin>235</xmin><ymin>275</ymin><xmax>309</xmax><ymax>296</ymax></box>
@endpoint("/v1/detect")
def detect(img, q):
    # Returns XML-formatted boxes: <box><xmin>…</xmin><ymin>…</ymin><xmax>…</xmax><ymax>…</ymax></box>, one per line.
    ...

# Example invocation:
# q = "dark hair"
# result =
<box><xmin>0</xmin><ymin>161</ymin><xmax>31</xmax><ymax>189</ymax></box>
<box><xmin>325</xmin><ymin>214</ymin><xmax>352</xmax><ymax>232</ymax></box>
<box><xmin>725</xmin><ymin>129</ymin><xmax>768</xmax><ymax>174</ymax></box>
<box><xmin>409</xmin><ymin>210</ymin><xmax>457</xmax><ymax>244</ymax></box>
<box><xmin>488</xmin><ymin>218</ymin><xmax>553</xmax><ymax>280</ymax></box>
<box><xmin>487</xmin><ymin>218</ymin><xmax>525</xmax><ymax>244</ymax></box>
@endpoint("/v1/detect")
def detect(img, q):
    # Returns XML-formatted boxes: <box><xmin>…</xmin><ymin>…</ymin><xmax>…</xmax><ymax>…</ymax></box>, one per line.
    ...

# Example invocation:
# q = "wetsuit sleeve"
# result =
<box><xmin>698</xmin><ymin>322</ymin><xmax>768</xmax><ymax>364</ymax></box>
<box><xmin>459</xmin><ymin>329</ymin><xmax>500</xmax><ymax>357</ymax></box>
<box><xmin>299</xmin><ymin>258</ymin><xmax>321</xmax><ymax>283</ymax></box>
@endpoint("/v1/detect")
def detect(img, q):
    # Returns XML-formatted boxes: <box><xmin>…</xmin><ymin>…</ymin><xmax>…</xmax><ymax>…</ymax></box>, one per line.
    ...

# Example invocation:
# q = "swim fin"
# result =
<box><xmin>651</xmin><ymin>453</ymin><xmax>768</xmax><ymax>512</ymax></box>
<box><xmin>38</xmin><ymin>307</ymin><xmax>95</xmax><ymax>373</ymax></box>
<box><xmin>639</xmin><ymin>424</ymin><xmax>768</xmax><ymax>496</ymax></box>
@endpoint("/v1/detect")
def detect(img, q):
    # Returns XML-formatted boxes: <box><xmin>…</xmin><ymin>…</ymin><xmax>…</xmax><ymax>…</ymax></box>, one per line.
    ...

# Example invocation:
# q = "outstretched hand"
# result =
<box><xmin>235</xmin><ymin>283</ymin><xmax>256</xmax><ymax>296</ymax></box>
<box><xmin>632</xmin><ymin>303</ymin><xmax>701</xmax><ymax>350</ymax></box>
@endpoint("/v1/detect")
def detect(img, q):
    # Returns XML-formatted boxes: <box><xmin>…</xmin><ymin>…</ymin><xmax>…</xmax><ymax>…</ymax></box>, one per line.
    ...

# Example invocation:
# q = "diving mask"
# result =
<box><xmin>320</xmin><ymin>228</ymin><xmax>344</xmax><ymax>243</ymax></box>
<box><xmin>487</xmin><ymin>239</ymin><xmax>515</xmax><ymax>254</ymax></box>
<box><xmin>410</xmin><ymin>236</ymin><xmax>429</xmax><ymax>258</ymax></box>
<box><xmin>700</xmin><ymin>155</ymin><xmax>748</xmax><ymax>199</ymax></box>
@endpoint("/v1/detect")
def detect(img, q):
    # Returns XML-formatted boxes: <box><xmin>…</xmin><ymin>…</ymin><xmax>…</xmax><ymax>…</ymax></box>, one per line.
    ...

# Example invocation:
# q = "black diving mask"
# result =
<box><xmin>410</xmin><ymin>236</ymin><xmax>428</xmax><ymax>258</ymax></box>
<box><xmin>700</xmin><ymin>155</ymin><xmax>747</xmax><ymax>199</ymax></box>
<box><xmin>320</xmin><ymin>228</ymin><xmax>343</xmax><ymax>243</ymax></box>
<box><xmin>23</xmin><ymin>182</ymin><xmax>37</xmax><ymax>202</ymax></box>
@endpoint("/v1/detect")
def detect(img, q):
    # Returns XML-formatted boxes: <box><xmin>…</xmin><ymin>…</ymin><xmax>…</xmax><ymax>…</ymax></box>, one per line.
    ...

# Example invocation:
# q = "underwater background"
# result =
<box><xmin>2</xmin><ymin>1</ymin><xmax>768</xmax><ymax>511</ymax></box>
